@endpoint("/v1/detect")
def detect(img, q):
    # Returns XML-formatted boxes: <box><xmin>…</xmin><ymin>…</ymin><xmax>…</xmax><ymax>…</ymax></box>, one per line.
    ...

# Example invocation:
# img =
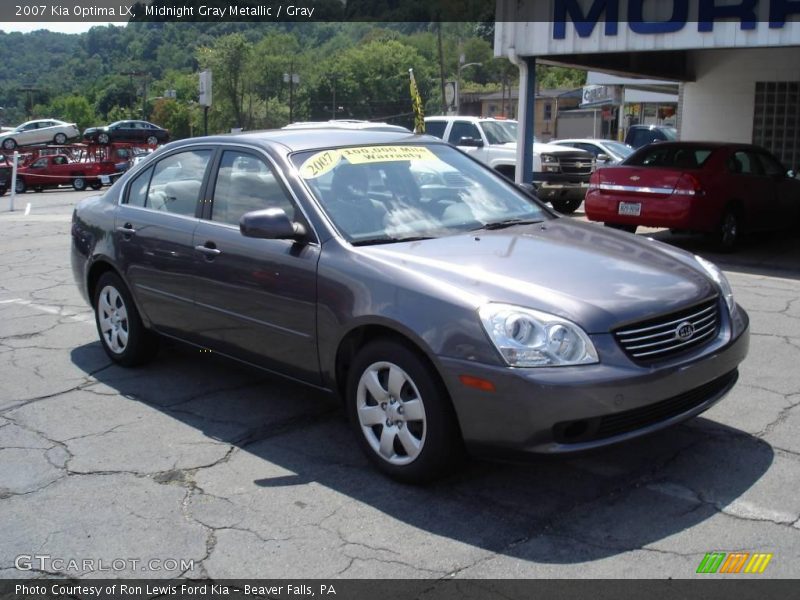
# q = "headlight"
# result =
<box><xmin>541</xmin><ymin>154</ymin><xmax>559</xmax><ymax>164</ymax></box>
<box><xmin>478</xmin><ymin>303</ymin><xmax>598</xmax><ymax>367</ymax></box>
<box><xmin>695</xmin><ymin>255</ymin><xmax>736</xmax><ymax>316</ymax></box>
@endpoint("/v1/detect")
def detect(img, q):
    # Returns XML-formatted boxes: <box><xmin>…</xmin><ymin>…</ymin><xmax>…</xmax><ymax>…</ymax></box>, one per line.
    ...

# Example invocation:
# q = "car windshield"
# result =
<box><xmin>661</xmin><ymin>127</ymin><xmax>678</xmax><ymax>141</ymax></box>
<box><xmin>604</xmin><ymin>141</ymin><xmax>635</xmax><ymax>158</ymax></box>
<box><xmin>292</xmin><ymin>143</ymin><xmax>548</xmax><ymax>244</ymax></box>
<box><xmin>481</xmin><ymin>121</ymin><xmax>517</xmax><ymax>144</ymax></box>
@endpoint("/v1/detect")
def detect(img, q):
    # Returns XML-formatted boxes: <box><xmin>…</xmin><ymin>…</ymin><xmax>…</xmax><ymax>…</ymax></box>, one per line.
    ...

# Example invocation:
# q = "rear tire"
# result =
<box><xmin>54</xmin><ymin>133</ymin><xmax>67</xmax><ymax>145</ymax></box>
<box><xmin>98</xmin><ymin>132</ymin><xmax>110</xmax><ymax>145</ymax></box>
<box><xmin>346</xmin><ymin>339</ymin><xmax>463</xmax><ymax>483</ymax></box>
<box><xmin>93</xmin><ymin>272</ymin><xmax>158</xmax><ymax>366</ymax></box>
<box><xmin>73</xmin><ymin>177</ymin><xmax>87</xmax><ymax>191</ymax></box>
<box><xmin>716</xmin><ymin>207</ymin><xmax>741</xmax><ymax>253</ymax></box>
<box><xmin>90</xmin><ymin>181</ymin><xmax>103</xmax><ymax>190</ymax></box>
<box><xmin>146</xmin><ymin>135</ymin><xmax>159</xmax><ymax>146</ymax></box>
<box><xmin>551</xmin><ymin>197</ymin><xmax>582</xmax><ymax>214</ymax></box>
<box><xmin>15</xmin><ymin>178</ymin><xmax>26</xmax><ymax>194</ymax></box>
<box><xmin>2</xmin><ymin>138</ymin><xmax>17</xmax><ymax>151</ymax></box>
<box><xmin>604</xmin><ymin>222</ymin><xmax>637</xmax><ymax>234</ymax></box>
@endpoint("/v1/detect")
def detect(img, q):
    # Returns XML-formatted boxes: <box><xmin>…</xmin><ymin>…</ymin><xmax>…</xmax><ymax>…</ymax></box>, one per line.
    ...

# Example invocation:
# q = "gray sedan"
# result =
<box><xmin>71</xmin><ymin>130</ymin><xmax>749</xmax><ymax>483</ymax></box>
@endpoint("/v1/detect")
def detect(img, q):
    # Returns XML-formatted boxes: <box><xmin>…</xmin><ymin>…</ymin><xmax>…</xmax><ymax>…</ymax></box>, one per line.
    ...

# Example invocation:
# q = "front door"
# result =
<box><xmin>190</xmin><ymin>148</ymin><xmax>321</xmax><ymax>383</ymax></box>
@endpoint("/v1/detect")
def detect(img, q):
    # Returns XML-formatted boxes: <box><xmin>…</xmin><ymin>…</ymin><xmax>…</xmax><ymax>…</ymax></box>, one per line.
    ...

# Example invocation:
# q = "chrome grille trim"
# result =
<box><xmin>614</xmin><ymin>298</ymin><xmax>720</xmax><ymax>362</ymax></box>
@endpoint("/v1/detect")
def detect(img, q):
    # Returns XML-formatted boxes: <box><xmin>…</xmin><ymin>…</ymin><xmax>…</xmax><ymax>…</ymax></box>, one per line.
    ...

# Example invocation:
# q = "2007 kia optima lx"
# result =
<box><xmin>71</xmin><ymin>129</ymin><xmax>749</xmax><ymax>483</ymax></box>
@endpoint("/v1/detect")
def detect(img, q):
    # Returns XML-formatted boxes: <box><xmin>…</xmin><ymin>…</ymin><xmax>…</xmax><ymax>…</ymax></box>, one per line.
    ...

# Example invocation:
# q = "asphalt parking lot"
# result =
<box><xmin>1</xmin><ymin>189</ymin><xmax>799</xmax><ymax>579</ymax></box>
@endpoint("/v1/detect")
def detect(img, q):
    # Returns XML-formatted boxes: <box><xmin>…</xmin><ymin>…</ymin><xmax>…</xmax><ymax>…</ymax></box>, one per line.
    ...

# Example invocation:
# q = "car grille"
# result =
<box><xmin>552</xmin><ymin>369</ymin><xmax>738</xmax><ymax>444</ymax></box>
<box><xmin>614</xmin><ymin>298</ymin><xmax>720</xmax><ymax>362</ymax></box>
<box><xmin>557</xmin><ymin>153</ymin><xmax>595</xmax><ymax>175</ymax></box>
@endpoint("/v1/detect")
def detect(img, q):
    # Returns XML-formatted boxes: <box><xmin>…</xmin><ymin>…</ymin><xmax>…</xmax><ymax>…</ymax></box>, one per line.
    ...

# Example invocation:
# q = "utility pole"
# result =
<box><xmin>283</xmin><ymin>71</ymin><xmax>300</xmax><ymax>124</ymax></box>
<box><xmin>331</xmin><ymin>74</ymin><xmax>337</xmax><ymax>119</ymax></box>
<box><xmin>437</xmin><ymin>23</ymin><xmax>447</xmax><ymax>115</ymax></box>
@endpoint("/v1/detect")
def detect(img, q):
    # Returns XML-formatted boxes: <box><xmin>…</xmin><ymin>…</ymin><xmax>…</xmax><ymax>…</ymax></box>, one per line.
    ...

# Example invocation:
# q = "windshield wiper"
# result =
<box><xmin>351</xmin><ymin>235</ymin><xmax>435</xmax><ymax>247</ymax></box>
<box><xmin>472</xmin><ymin>218</ymin><xmax>542</xmax><ymax>231</ymax></box>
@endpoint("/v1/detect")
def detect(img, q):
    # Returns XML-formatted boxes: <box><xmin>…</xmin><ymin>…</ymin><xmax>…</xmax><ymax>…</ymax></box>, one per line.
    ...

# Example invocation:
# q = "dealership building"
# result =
<box><xmin>494</xmin><ymin>0</ymin><xmax>800</xmax><ymax>180</ymax></box>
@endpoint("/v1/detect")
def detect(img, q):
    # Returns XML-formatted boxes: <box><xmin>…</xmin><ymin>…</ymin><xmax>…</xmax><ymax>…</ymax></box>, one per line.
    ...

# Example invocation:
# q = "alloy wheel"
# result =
<box><xmin>97</xmin><ymin>285</ymin><xmax>129</xmax><ymax>354</ymax></box>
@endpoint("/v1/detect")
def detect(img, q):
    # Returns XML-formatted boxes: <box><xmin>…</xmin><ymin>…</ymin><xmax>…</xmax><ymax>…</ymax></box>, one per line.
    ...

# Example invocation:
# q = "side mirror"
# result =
<box><xmin>240</xmin><ymin>208</ymin><xmax>306</xmax><ymax>241</ymax></box>
<box><xmin>597</xmin><ymin>153</ymin><xmax>611</xmax><ymax>163</ymax></box>
<box><xmin>458</xmin><ymin>137</ymin><xmax>484</xmax><ymax>148</ymax></box>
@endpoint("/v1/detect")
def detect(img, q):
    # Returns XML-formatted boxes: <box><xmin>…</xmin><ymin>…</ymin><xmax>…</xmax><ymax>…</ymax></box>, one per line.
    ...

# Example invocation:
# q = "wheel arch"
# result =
<box><xmin>332</xmin><ymin>322</ymin><xmax>449</xmax><ymax>406</ymax></box>
<box><xmin>86</xmin><ymin>259</ymin><xmax>152</xmax><ymax>328</ymax></box>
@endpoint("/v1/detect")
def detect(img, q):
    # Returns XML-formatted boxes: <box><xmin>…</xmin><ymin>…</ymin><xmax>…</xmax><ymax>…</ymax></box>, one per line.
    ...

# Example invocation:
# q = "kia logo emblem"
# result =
<box><xmin>675</xmin><ymin>321</ymin><xmax>695</xmax><ymax>341</ymax></box>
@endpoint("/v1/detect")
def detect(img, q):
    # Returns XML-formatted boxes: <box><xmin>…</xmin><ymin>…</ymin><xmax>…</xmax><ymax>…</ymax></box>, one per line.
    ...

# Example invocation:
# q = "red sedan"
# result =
<box><xmin>584</xmin><ymin>142</ymin><xmax>800</xmax><ymax>250</ymax></box>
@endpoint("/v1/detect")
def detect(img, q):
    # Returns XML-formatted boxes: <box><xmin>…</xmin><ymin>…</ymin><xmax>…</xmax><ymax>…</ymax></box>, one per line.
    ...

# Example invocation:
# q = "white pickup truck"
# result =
<box><xmin>424</xmin><ymin>116</ymin><xmax>595</xmax><ymax>213</ymax></box>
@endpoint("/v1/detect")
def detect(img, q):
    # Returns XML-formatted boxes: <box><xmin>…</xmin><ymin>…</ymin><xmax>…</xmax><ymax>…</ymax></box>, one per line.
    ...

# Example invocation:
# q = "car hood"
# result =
<box><xmin>358</xmin><ymin>219</ymin><xmax>716</xmax><ymax>333</ymax></box>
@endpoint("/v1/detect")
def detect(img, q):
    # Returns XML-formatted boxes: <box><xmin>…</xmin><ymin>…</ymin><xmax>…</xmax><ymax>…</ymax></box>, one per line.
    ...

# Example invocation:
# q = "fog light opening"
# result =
<box><xmin>562</xmin><ymin>420</ymin><xmax>588</xmax><ymax>440</ymax></box>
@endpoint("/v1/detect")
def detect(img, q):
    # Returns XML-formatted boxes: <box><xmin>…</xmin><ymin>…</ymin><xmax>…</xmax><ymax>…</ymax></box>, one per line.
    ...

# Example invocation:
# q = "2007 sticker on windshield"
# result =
<box><xmin>299</xmin><ymin>146</ymin><xmax>438</xmax><ymax>179</ymax></box>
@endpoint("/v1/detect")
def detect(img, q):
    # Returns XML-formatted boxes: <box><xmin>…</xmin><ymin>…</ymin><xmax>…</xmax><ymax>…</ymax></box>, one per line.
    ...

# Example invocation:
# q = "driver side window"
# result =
<box><xmin>447</xmin><ymin>122</ymin><xmax>481</xmax><ymax>145</ymax></box>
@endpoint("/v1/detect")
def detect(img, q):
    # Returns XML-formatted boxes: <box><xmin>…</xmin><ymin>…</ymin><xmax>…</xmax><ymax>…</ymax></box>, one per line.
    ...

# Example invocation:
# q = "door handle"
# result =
<box><xmin>116</xmin><ymin>223</ymin><xmax>136</xmax><ymax>236</ymax></box>
<box><xmin>195</xmin><ymin>242</ymin><xmax>221</xmax><ymax>258</ymax></box>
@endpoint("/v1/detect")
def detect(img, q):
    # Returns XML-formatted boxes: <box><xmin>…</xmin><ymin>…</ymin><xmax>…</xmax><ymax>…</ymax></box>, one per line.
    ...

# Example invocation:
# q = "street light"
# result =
<box><xmin>456</xmin><ymin>59</ymin><xmax>482</xmax><ymax>114</ymax></box>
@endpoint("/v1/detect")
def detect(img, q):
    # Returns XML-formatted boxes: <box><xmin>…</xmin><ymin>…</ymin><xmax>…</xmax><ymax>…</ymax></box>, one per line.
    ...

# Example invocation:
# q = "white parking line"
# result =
<box><xmin>24</xmin><ymin>203</ymin><xmax>31</xmax><ymax>216</ymax></box>
<box><xmin>0</xmin><ymin>297</ymin><xmax>93</xmax><ymax>324</ymax></box>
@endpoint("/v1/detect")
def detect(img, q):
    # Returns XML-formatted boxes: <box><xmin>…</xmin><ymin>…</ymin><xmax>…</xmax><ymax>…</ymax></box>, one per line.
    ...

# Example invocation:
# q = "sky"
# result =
<box><xmin>2</xmin><ymin>22</ymin><xmax>120</xmax><ymax>34</ymax></box>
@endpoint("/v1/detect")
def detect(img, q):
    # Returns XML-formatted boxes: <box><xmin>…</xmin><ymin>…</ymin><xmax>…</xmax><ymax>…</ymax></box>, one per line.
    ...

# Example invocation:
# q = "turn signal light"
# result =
<box><xmin>459</xmin><ymin>375</ymin><xmax>496</xmax><ymax>392</ymax></box>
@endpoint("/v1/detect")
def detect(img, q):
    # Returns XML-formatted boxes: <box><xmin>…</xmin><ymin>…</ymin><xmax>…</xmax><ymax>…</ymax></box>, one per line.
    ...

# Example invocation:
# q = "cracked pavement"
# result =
<box><xmin>1</xmin><ymin>191</ymin><xmax>798</xmax><ymax>579</ymax></box>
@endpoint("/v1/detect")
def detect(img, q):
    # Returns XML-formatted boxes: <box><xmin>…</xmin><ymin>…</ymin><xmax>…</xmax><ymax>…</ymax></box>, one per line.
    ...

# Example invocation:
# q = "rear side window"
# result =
<box><xmin>126</xmin><ymin>166</ymin><xmax>153</xmax><ymax>207</ymax></box>
<box><xmin>727</xmin><ymin>151</ymin><xmax>764</xmax><ymax>175</ymax></box>
<box><xmin>425</xmin><ymin>121</ymin><xmax>447</xmax><ymax>139</ymax></box>
<box><xmin>124</xmin><ymin>150</ymin><xmax>212</xmax><ymax>214</ymax></box>
<box><xmin>627</xmin><ymin>146</ymin><xmax>714</xmax><ymax>169</ymax></box>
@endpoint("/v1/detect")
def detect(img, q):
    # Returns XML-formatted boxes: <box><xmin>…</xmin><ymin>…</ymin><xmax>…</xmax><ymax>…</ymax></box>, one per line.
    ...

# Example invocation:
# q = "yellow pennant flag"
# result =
<box><xmin>409</xmin><ymin>68</ymin><xmax>425</xmax><ymax>134</ymax></box>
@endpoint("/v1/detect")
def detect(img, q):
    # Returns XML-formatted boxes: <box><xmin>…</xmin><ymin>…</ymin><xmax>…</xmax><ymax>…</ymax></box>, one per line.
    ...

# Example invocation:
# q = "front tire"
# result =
<box><xmin>146</xmin><ymin>135</ymin><xmax>159</xmax><ymax>146</ymax></box>
<box><xmin>2</xmin><ymin>138</ymin><xmax>17</xmax><ymax>151</ymax></box>
<box><xmin>73</xmin><ymin>176</ymin><xmax>87</xmax><ymax>191</ymax></box>
<box><xmin>93</xmin><ymin>272</ymin><xmax>158</xmax><ymax>366</ymax></box>
<box><xmin>90</xmin><ymin>181</ymin><xmax>103</xmax><ymax>190</ymax></box>
<box><xmin>97</xmin><ymin>132</ymin><xmax>110</xmax><ymax>145</ymax></box>
<box><xmin>346</xmin><ymin>339</ymin><xmax>462</xmax><ymax>483</ymax></box>
<box><xmin>54</xmin><ymin>133</ymin><xmax>67</xmax><ymax>145</ymax></box>
<box><xmin>551</xmin><ymin>197</ymin><xmax>582</xmax><ymax>214</ymax></box>
<box><xmin>15</xmin><ymin>178</ymin><xmax>26</xmax><ymax>194</ymax></box>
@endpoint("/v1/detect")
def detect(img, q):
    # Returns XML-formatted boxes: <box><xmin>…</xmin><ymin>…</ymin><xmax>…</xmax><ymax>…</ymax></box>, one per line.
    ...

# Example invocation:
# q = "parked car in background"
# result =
<box><xmin>551</xmin><ymin>138</ymin><xmax>634</xmax><ymax>165</ymax></box>
<box><xmin>625</xmin><ymin>124</ymin><xmax>678</xmax><ymax>149</ymax></box>
<box><xmin>424</xmin><ymin>116</ymin><xmax>595</xmax><ymax>214</ymax></box>
<box><xmin>14</xmin><ymin>153</ymin><xmax>117</xmax><ymax>192</ymax></box>
<box><xmin>283</xmin><ymin>120</ymin><xmax>411</xmax><ymax>133</ymax></box>
<box><xmin>0</xmin><ymin>155</ymin><xmax>11</xmax><ymax>195</ymax></box>
<box><xmin>584</xmin><ymin>142</ymin><xmax>800</xmax><ymax>250</ymax></box>
<box><xmin>0</xmin><ymin>119</ymin><xmax>80</xmax><ymax>150</ymax></box>
<box><xmin>83</xmin><ymin>120</ymin><xmax>170</xmax><ymax>146</ymax></box>
<box><xmin>71</xmin><ymin>129</ymin><xmax>749</xmax><ymax>482</ymax></box>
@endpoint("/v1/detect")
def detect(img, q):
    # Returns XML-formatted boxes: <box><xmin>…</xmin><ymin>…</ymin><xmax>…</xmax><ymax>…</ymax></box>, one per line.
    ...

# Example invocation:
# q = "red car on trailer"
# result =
<box><xmin>584</xmin><ymin>142</ymin><xmax>800</xmax><ymax>250</ymax></box>
<box><xmin>14</xmin><ymin>153</ymin><xmax>117</xmax><ymax>193</ymax></box>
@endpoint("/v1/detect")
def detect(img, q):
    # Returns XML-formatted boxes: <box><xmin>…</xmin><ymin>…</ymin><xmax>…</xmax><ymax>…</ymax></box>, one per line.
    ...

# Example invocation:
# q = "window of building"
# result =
<box><xmin>543</xmin><ymin>103</ymin><xmax>552</xmax><ymax>122</ymax></box>
<box><xmin>753</xmin><ymin>81</ymin><xmax>799</xmax><ymax>171</ymax></box>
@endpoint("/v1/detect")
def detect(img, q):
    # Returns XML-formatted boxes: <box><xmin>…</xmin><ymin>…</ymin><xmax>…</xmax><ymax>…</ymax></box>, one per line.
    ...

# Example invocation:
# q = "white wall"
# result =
<box><xmin>680</xmin><ymin>47</ymin><xmax>800</xmax><ymax>143</ymax></box>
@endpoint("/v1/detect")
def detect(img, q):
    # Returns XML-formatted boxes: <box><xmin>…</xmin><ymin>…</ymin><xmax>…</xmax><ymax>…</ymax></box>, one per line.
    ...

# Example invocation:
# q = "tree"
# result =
<box><xmin>44</xmin><ymin>95</ymin><xmax>97</xmax><ymax>131</ymax></box>
<box><xmin>197</xmin><ymin>33</ymin><xmax>252</xmax><ymax>129</ymax></box>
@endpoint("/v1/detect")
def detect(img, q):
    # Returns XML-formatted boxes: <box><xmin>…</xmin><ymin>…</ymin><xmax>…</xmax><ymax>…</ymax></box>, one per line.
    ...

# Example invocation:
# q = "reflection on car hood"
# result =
<box><xmin>360</xmin><ymin>219</ymin><xmax>715</xmax><ymax>333</ymax></box>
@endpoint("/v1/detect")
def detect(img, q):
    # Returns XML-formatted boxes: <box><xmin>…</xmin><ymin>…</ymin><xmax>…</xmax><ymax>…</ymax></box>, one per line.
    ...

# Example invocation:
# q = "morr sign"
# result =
<box><xmin>553</xmin><ymin>0</ymin><xmax>800</xmax><ymax>39</ymax></box>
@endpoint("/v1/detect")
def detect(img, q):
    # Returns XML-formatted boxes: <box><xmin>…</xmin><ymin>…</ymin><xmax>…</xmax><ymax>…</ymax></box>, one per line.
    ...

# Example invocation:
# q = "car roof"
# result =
<box><xmin>424</xmin><ymin>116</ymin><xmax>516</xmax><ymax>123</ymax></box>
<box><xmin>175</xmin><ymin>129</ymin><xmax>437</xmax><ymax>153</ymax></box>
<box><xmin>634</xmin><ymin>141</ymin><xmax>758</xmax><ymax>151</ymax></box>
<box><xmin>282</xmin><ymin>120</ymin><xmax>410</xmax><ymax>132</ymax></box>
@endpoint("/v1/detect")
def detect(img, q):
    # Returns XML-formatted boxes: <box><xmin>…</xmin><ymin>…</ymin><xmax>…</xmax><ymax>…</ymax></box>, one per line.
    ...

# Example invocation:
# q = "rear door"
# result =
<box><xmin>726</xmin><ymin>149</ymin><xmax>775</xmax><ymax>231</ymax></box>
<box><xmin>190</xmin><ymin>147</ymin><xmax>321</xmax><ymax>383</ymax></box>
<box><xmin>114</xmin><ymin>146</ymin><xmax>215</xmax><ymax>337</ymax></box>
<box><xmin>755</xmin><ymin>150</ymin><xmax>800</xmax><ymax>226</ymax></box>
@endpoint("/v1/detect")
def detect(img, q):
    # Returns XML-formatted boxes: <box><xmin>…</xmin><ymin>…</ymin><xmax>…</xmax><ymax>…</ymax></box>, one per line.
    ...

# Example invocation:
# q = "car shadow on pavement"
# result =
<box><xmin>71</xmin><ymin>341</ymin><xmax>774</xmax><ymax>565</ymax></box>
<box><xmin>644</xmin><ymin>229</ymin><xmax>800</xmax><ymax>280</ymax></box>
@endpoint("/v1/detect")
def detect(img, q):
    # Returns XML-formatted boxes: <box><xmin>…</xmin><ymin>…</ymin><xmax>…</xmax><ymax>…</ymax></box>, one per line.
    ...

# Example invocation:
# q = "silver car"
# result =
<box><xmin>0</xmin><ymin>119</ymin><xmax>80</xmax><ymax>150</ymax></box>
<box><xmin>71</xmin><ymin>129</ymin><xmax>749</xmax><ymax>483</ymax></box>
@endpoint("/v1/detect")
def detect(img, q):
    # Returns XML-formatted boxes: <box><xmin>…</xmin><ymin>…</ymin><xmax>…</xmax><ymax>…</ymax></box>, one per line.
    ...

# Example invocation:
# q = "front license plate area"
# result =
<box><xmin>618</xmin><ymin>201</ymin><xmax>641</xmax><ymax>216</ymax></box>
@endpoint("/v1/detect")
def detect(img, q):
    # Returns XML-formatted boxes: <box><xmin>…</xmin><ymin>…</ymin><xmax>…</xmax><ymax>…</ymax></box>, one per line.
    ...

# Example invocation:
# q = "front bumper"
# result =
<box><xmin>533</xmin><ymin>173</ymin><xmax>591</xmax><ymax>201</ymax></box>
<box><xmin>437</xmin><ymin>306</ymin><xmax>749</xmax><ymax>456</ymax></box>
